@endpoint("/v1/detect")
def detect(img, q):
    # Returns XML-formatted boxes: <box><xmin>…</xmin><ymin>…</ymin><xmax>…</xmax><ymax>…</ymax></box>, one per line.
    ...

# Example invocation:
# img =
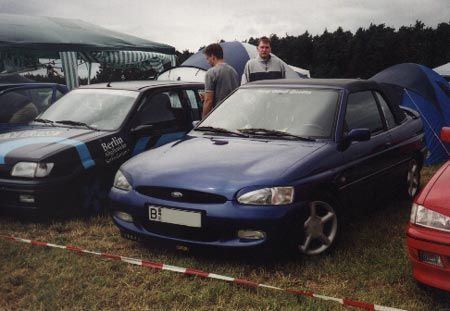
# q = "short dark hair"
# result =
<box><xmin>204</xmin><ymin>43</ymin><xmax>223</xmax><ymax>59</ymax></box>
<box><xmin>258</xmin><ymin>36</ymin><xmax>271</xmax><ymax>46</ymax></box>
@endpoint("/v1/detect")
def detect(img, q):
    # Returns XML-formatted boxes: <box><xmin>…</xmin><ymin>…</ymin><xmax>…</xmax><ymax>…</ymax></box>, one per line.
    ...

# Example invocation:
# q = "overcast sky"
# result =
<box><xmin>0</xmin><ymin>0</ymin><xmax>449</xmax><ymax>51</ymax></box>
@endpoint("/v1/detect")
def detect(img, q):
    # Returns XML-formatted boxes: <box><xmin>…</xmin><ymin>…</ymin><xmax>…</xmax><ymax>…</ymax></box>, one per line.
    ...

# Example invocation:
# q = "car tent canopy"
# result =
<box><xmin>0</xmin><ymin>13</ymin><xmax>176</xmax><ymax>89</ymax></box>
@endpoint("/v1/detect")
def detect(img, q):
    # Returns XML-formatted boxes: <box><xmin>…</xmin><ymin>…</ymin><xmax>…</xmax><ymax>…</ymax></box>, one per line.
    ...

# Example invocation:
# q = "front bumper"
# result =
<box><xmin>109</xmin><ymin>187</ymin><xmax>307</xmax><ymax>249</ymax></box>
<box><xmin>0</xmin><ymin>175</ymin><xmax>77</xmax><ymax>210</ymax></box>
<box><xmin>407</xmin><ymin>224</ymin><xmax>450</xmax><ymax>292</ymax></box>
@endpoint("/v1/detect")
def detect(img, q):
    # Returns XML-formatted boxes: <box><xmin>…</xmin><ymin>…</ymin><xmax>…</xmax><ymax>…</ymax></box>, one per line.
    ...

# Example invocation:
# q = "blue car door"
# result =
<box><xmin>338</xmin><ymin>90</ymin><xmax>394</xmax><ymax>203</ymax></box>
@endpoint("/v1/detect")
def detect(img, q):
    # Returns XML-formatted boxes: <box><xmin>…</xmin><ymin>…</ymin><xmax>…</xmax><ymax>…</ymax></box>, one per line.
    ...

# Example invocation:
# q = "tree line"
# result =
<box><xmin>25</xmin><ymin>20</ymin><xmax>449</xmax><ymax>82</ymax></box>
<box><xmin>246</xmin><ymin>21</ymin><xmax>450</xmax><ymax>78</ymax></box>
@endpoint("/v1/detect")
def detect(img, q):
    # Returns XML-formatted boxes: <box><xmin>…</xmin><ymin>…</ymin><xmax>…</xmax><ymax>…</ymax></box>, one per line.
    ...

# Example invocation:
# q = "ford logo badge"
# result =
<box><xmin>171</xmin><ymin>191</ymin><xmax>183</xmax><ymax>198</ymax></box>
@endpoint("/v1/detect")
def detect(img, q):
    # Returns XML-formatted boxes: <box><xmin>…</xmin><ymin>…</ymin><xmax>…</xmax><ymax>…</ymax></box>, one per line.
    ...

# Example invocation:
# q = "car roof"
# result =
<box><xmin>243</xmin><ymin>78</ymin><xmax>381</xmax><ymax>91</ymax></box>
<box><xmin>79</xmin><ymin>80</ymin><xmax>204</xmax><ymax>92</ymax></box>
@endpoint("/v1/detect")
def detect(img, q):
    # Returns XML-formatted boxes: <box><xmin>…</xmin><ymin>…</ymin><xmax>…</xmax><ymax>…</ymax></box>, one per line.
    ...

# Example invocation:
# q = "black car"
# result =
<box><xmin>0</xmin><ymin>82</ymin><xmax>68</xmax><ymax>124</ymax></box>
<box><xmin>0</xmin><ymin>80</ymin><xmax>204</xmax><ymax>212</ymax></box>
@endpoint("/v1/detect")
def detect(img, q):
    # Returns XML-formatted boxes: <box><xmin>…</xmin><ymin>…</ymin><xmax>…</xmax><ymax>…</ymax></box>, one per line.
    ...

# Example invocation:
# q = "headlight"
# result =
<box><xmin>113</xmin><ymin>170</ymin><xmax>132</xmax><ymax>191</ymax></box>
<box><xmin>237</xmin><ymin>187</ymin><xmax>294</xmax><ymax>205</ymax></box>
<box><xmin>11</xmin><ymin>162</ymin><xmax>54</xmax><ymax>178</ymax></box>
<box><xmin>410</xmin><ymin>203</ymin><xmax>450</xmax><ymax>232</ymax></box>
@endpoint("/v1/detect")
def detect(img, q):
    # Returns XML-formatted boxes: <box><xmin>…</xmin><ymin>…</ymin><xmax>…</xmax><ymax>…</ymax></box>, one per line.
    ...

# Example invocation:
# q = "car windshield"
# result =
<box><xmin>38</xmin><ymin>89</ymin><xmax>139</xmax><ymax>131</ymax></box>
<box><xmin>199</xmin><ymin>87</ymin><xmax>340</xmax><ymax>139</ymax></box>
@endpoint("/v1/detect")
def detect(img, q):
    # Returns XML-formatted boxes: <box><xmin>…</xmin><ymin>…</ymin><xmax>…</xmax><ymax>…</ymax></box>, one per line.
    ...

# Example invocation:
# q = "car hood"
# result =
<box><xmin>0</xmin><ymin>125</ymin><xmax>105</xmax><ymax>164</ymax></box>
<box><xmin>423</xmin><ymin>162</ymin><xmax>450</xmax><ymax>217</ymax></box>
<box><xmin>124</xmin><ymin>135</ymin><xmax>325</xmax><ymax>200</ymax></box>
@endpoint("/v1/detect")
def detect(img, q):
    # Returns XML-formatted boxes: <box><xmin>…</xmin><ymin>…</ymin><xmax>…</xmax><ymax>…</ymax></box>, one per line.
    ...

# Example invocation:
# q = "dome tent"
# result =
<box><xmin>158</xmin><ymin>41</ymin><xmax>309</xmax><ymax>83</ymax></box>
<box><xmin>371</xmin><ymin>63</ymin><xmax>450</xmax><ymax>164</ymax></box>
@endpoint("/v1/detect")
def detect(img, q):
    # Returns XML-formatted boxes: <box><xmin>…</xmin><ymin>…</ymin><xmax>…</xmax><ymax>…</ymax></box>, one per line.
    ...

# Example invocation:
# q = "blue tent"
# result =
<box><xmin>371</xmin><ymin>63</ymin><xmax>450</xmax><ymax>164</ymax></box>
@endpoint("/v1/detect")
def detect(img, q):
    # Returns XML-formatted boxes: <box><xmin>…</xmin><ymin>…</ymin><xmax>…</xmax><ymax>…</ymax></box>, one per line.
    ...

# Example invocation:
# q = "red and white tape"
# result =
<box><xmin>1</xmin><ymin>235</ymin><xmax>405</xmax><ymax>311</ymax></box>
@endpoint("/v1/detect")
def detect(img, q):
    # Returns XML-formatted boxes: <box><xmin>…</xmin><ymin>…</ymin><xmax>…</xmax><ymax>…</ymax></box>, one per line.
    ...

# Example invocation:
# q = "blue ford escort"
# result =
<box><xmin>110</xmin><ymin>79</ymin><xmax>426</xmax><ymax>255</ymax></box>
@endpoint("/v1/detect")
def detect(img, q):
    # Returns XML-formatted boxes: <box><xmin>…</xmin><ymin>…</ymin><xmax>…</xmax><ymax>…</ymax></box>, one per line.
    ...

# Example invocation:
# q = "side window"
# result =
<box><xmin>345</xmin><ymin>91</ymin><xmax>384</xmax><ymax>134</ymax></box>
<box><xmin>15</xmin><ymin>88</ymin><xmax>54</xmax><ymax>113</ymax></box>
<box><xmin>374</xmin><ymin>92</ymin><xmax>396</xmax><ymax>129</ymax></box>
<box><xmin>134</xmin><ymin>91</ymin><xmax>187</xmax><ymax>130</ymax></box>
<box><xmin>185</xmin><ymin>89</ymin><xmax>202</xmax><ymax>121</ymax></box>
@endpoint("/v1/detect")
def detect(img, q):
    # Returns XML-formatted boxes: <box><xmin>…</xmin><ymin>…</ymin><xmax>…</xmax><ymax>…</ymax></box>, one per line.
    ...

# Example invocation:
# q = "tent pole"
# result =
<box><xmin>87</xmin><ymin>62</ymin><xmax>92</xmax><ymax>84</ymax></box>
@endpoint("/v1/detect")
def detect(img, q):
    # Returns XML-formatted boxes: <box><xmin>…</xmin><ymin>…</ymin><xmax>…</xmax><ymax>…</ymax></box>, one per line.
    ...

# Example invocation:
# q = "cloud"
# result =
<box><xmin>0</xmin><ymin>0</ymin><xmax>448</xmax><ymax>51</ymax></box>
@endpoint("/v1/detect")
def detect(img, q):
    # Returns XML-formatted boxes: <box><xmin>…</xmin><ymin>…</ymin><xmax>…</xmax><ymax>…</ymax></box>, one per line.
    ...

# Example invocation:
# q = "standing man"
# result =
<box><xmin>241</xmin><ymin>36</ymin><xmax>288</xmax><ymax>84</ymax></box>
<box><xmin>203</xmin><ymin>43</ymin><xmax>239</xmax><ymax>118</ymax></box>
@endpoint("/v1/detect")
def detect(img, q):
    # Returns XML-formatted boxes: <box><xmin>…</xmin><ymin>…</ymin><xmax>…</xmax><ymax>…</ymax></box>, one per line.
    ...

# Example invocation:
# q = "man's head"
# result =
<box><xmin>204</xmin><ymin>43</ymin><xmax>224</xmax><ymax>66</ymax></box>
<box><xmin>257</xmin><ymin>36</ymin><xmax>272</xmax><ymax>60</ymax></box>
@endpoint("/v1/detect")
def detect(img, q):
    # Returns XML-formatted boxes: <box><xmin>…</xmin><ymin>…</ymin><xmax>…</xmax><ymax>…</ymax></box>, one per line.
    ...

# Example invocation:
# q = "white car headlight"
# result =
<box><xmin>11</xmin><ymin>162</ymin><xmax>54</xmax><ymax>178</ymax></box>
<box><xmin>113</xmin><ymin>170</ymin><xmax>132</xmax><ymax>191</ymax></box>
<box><xmin>410</xmin><ymin>203</ymin><xmax>450</xmax><ymax>232</ymax></box>
<box><xmin>237</xmin><ymin>187</ymin><xmax>294</xmax><ymax>205</ymax></box>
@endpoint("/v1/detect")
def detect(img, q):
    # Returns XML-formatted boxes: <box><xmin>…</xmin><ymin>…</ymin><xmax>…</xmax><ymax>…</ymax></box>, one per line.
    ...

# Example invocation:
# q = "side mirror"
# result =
<box><xmin>338</xmin><ymin>128</ymin><xmax>371</xmax><ymax>151</ymax></box>
<box><xmin>441</xmin><ymin>127</ymin><xmax>450</xmax><ymax>144</ymax></box>
<box><xmin>347</xmin><ymin>128</ymin><xmax>371</xmax><ymax>142</ymax></box>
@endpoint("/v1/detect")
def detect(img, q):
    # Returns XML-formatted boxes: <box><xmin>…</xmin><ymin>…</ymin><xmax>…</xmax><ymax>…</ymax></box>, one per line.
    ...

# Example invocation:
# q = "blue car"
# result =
<box><xmin>110</xmin><ymin>79</ymin><xmax>426</xmax><ymax>255</ymax></box>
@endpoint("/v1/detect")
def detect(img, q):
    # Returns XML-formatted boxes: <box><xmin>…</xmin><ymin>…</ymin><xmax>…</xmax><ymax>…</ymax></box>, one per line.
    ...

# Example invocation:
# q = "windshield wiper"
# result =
<box><xmin>33</xmin><ymin>118</ymin><xmax>55</xmax><ymax>125</ymax></box>
<box><xmin>195</xmin><ymin>126</ymin><xmax>248</xmax><ymax>137</ymax></box>
<box><xmin>55</xmin><ymin>120</ymin><xmax>99</xmax><ymax>131</ymax></box>
<box><xmin>237</xmin><ymin>128</ymin><xmax>315</xmax><ymax>141</ymax></box>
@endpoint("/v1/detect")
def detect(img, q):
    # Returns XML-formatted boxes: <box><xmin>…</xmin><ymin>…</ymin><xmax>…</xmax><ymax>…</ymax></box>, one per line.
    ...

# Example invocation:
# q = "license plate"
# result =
<box><xmin>148</xmin><ymin>205</ymin><xmax>201</xmax><ymax>228</ymax></box>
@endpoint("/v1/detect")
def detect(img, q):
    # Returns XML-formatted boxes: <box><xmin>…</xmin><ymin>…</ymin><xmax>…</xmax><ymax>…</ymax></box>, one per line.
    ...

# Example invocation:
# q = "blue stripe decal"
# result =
<box><xmin>132</xmin><ymin>136</ymin><xmax>151</xmax><ymax>156</ymax></box>
<box><xmin>154</xmin><ymin>132</ymin><xmax>185</xmax><ymax>147</ymax></box>
<box><xmin>0</xmin><ymin>137</ymin><xmax>95</xmax><ymax>169</ymax></box>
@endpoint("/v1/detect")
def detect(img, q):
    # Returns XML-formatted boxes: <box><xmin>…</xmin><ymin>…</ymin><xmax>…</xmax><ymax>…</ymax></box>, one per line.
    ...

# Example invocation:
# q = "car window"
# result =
<box><xmin>40</xmin><ymin>89</ymin><xmax>138</xmax><ymax>130</ymax></box>
<box><xmin>374</xmin><ymin>92</ymin><xmax>396</xmax><ymax>129</ymax></box>
<box><xmin>185</xmin><ymin>89</ymin><xmax>202</xmax><ymax>121</ymax></box>
<box><xmin>135</xmin><ymin>91</ymin><xmax>188</xmax><ymax>129</ymax></box>
<box><xmin>345</xmin><ymin>91</ymin><xmax>384</xmax><ymax>134</ymax></box>
<box><xmin>200</xmin><ymin>88</ymin><xmax>340</xmax><ymax>138</ymax></box>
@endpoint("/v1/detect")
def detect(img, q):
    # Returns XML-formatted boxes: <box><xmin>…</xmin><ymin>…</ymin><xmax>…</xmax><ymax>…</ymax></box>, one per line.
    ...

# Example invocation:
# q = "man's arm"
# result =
<box><xmin>202</xmin><ymin>91</ymin><xmax>214</xmax><ymax>118</ymax></box>
<box><xmin>241</xmin><ymin>62</ymin><xmax>250</xmax><ymax>85</ymax></box>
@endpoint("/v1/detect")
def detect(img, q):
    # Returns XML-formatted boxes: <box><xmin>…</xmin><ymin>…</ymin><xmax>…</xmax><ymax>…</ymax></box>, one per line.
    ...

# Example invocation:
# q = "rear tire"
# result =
<box><xmin>405</xmin><ymin>159</ymin><xmax>421</xmax><ymax>199</ymax></box>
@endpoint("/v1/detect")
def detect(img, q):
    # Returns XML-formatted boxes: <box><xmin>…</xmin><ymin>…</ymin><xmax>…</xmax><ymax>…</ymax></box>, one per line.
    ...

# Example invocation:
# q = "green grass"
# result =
<box><xmin>1</xmin><ymin>165</ymin><xmax>449</xmax><ymax>310</ymax></box>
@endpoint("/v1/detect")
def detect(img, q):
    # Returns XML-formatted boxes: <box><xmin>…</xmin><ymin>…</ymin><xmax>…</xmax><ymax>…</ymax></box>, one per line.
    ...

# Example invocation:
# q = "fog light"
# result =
<box><xmin>237</xmin><ymin>230</ymin><xmax>266</xmax><ymax>240</ymax></box>
<box><xmin>419</xmin><ymin>251</ymin><xmax>443</xmax><ymax>267</ymax></box>
<box><xmin>114</xmin><ymin>211</ymin><xmax>133</xmax><ymax>222</ymax></box>
<box><xmin>19</xmin><ymin>194</ymin><xmax>35</xmax><ymax>203</ymax></box>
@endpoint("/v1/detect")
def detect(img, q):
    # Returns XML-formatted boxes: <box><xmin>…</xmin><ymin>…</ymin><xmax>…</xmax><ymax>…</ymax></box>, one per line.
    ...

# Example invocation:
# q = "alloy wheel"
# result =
<box><xmin>407</xmin><ymin>159</ymin><xmax>420</xmax><ymax>198</ymax></box>
<box><xmin>299</xmin><ymin>200</ymin><xmax>338</xmax><ymax>255</ymax></box>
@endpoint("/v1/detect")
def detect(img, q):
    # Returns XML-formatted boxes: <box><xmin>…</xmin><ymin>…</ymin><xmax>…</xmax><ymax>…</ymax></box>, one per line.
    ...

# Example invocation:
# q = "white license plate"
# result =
<box><xmin>148</xmin><ymin>205</ymin><xmax>202</xmax><ymax>228</ymax></box>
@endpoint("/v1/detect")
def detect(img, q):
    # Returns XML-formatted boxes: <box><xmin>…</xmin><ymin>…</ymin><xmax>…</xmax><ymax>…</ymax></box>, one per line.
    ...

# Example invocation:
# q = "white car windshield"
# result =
<box><xmin>199</xmin><ymin>88</ymin><xmax>340</xmax><ymax>139</ymax></box>
<box><xmin>39</xmin><ymin>89</ymin><xmax>139</xmax><ymax>130</ymax></box>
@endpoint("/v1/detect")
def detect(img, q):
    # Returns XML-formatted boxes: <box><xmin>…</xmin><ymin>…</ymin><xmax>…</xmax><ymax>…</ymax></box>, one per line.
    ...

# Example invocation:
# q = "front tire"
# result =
<box><xmin>80</xmin><ymin>177</ymin><xmax>109</xmax><ymax>214</ymax></box>
<box><xmin>297</xmin><ymin>199</ymin><xmax>339</xmax><ymax>255</ymax></box>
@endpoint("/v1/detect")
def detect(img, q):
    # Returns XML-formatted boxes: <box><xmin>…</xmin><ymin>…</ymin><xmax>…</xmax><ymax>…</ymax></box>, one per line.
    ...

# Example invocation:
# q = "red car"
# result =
<box><xmin>407</xmin><ymin>127</ymin><xmax>450</xmax><ymax>291</ymax></box>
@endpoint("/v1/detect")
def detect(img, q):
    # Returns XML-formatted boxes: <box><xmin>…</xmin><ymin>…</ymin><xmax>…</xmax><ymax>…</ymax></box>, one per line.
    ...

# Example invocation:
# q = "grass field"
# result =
<box><xmin>1</xmin><ymin>165</ymin><xmax>449</xmax><ymax>310</ymax></box>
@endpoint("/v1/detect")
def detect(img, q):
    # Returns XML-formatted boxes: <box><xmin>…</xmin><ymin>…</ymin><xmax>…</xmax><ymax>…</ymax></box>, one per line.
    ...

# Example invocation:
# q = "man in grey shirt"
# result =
<box><xmin>241</xmin><ymin>36</ymin><xmax>288</xmax><ymax>84</ymax></box>
<box><xmin>203</xmin><ymin>43</ymin><xmax>239</xmax><ymax>118</ymax></box>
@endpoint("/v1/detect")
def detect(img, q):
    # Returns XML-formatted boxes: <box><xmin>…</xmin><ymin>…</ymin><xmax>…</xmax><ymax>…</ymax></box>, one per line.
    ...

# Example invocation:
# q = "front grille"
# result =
<box><xmin>135</xmin><ymin>186</ymin><xmax>227</xmax><ymax>204</ymax></box>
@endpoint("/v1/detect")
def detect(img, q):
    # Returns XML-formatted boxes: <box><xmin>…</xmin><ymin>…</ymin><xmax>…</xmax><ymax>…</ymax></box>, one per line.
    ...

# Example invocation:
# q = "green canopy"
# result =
<box><xmin>0</xmin><ymin>13</ymin><xmax>175</xmax><ymax>54</ymax></box>
<box><xmin>0</xmin><ymin>14</ymin><xmax>177</xmax><ymax>89</ymax></box>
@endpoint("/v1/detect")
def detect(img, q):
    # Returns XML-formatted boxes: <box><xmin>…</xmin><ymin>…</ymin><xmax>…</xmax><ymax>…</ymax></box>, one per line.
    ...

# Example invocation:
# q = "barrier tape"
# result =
<box><xmin>1</xmin><ymin>235</ymin><xmax>405</xmax><ymax>311</ymax></box>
